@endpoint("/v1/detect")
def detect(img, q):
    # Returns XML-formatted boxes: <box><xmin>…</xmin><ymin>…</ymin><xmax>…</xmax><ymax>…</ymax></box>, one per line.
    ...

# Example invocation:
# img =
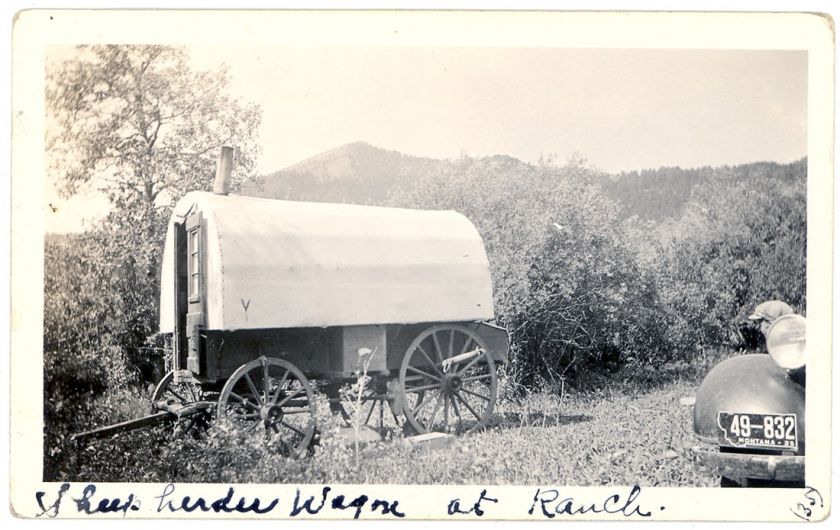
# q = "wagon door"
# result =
<box><xmin>184</xmin><ymin>211</ymin><xmax>205</xmax><ymax>374</ymax></box>
<box><xmin>172</xmin><ymin>218</ymin><xmax>189</xmax><ymax>372</ymax></box>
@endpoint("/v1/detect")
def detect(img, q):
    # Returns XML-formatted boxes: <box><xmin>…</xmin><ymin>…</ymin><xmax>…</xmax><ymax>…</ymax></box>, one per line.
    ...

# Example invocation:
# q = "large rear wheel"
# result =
<box><xmin>399</xmin><ymin>325</ymin><xmax>497</xmax><ymax>435</ymax></box>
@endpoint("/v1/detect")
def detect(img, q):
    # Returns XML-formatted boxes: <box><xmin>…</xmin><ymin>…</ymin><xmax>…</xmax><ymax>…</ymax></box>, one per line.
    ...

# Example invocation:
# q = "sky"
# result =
<box><xmin>46</xmin><ymin>47</ymin><xmax>807</xmax><ymax>232</ymax></box>
<box><xmin>194</xmin><ymin>47</ymin><xmax>807</xmax><ymax>174</ymax></box>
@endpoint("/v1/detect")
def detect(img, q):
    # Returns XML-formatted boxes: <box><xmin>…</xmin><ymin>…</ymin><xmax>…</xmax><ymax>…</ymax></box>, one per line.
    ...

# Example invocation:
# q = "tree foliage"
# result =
<box><xmin>603</xmin><ymin>161</ymin><xmax>805</xmax><ymax>221</ymax></box>
<box><xmin>47</xmin><ymin>45</ymin><xmax>261</xmax><ymax>203</ymax></box>
<box><xmin>389</xmin><ymin>156</ymin><xmax>806</xmax><ymax>388</ymax></box>
<box><xmin>45</xmin><ymin>45</ymin><xmax>262</xmax><ymax>383</ymax></box>
<box><xmin>388</xmin><ymin>156</ymin><xmax>662</xmax><ymax>387</ymax></box>
<box><xmin>654</xmin><ymin>160</ymin><xmax>807</xmax><ymax>353</ymax></box>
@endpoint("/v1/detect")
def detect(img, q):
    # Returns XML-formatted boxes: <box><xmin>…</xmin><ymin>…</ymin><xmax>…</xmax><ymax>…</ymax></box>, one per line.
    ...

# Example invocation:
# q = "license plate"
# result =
<box><xmin>717</xmin><ymin>412</ymin><xmax>798</xmax><ymax>451</ymax></box>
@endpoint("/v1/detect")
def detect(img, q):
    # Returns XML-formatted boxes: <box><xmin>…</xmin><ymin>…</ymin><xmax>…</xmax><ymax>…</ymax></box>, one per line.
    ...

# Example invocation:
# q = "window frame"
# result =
<box><xmin>186</xmin><ymin>212</ymin><xmax>202</xmax><ymax>304</ymax></box>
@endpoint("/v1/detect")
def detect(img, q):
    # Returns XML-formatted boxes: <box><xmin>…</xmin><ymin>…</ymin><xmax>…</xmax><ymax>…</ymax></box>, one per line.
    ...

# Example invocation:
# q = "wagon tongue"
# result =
<box><xmin>70</xmin><ymin>401</ymin><xmax>214</xmax><ymax>443</ymax></box>
<box><xmin>70</xmin><ymin>412</ymin><xmax>176</xmax><ymax>443</ymax></box>
<box><xmin>441</xmin><ymin>347</ymin><xmax>483</xmax><ymax>372</ymax></box>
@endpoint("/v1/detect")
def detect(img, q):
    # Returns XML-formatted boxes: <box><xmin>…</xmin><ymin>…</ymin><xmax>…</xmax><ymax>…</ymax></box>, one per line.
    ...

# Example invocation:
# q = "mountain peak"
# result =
<box><xmin>281</xmin><ymin>141</ymin><xmax>392</xmax><ymax>175</ymax></box>
<box><xmin>342</xmin><ymin>140</ymin><xmax>374</xmax><ymax>149</ymax></box>
<box><xmin>241</xmin><ymin>141</ymin><xmax>429</xmax><ymax>203</ymax></box>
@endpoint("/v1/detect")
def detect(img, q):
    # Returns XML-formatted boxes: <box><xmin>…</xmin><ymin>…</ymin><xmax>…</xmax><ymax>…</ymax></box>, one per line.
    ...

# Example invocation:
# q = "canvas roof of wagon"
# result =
<box><xmin>159</xmin><ymin>191</ymin><xmax>495</xmax><ymax>332</ymax></box>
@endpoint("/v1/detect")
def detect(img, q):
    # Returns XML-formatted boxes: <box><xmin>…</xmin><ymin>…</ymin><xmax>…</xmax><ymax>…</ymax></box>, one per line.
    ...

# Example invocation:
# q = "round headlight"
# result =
<box><xmin>766</xmin><ymin>314</ymin><xmax>806</xmax><ymax>370</ymax></box>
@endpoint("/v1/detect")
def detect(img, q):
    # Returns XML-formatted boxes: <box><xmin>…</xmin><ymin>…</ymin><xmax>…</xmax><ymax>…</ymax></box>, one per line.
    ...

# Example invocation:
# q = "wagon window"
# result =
<box><xmin>187</xmin><ymin>225</ymin><xmax>201</xmax><ymax>301</ymax></box>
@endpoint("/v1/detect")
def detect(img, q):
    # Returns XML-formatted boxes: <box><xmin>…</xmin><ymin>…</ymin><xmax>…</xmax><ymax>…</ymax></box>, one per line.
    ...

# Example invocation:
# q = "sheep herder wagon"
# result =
<box><xmin>72</xmin><ymin>148</ymin><xmax>509</xmax><ymax>456</ymax></box>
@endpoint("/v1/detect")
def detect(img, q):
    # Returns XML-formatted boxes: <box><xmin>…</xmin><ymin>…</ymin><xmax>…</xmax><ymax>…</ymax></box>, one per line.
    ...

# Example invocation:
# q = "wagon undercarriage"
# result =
<box><xmin>73</xmin><ymin>323</ymin><xmax>507</xmax><ymax>454</ymax></box>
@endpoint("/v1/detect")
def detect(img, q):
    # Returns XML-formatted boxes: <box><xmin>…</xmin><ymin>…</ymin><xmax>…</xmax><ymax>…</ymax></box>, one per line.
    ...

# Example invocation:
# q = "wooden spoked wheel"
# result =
<box><xmin>152</xmin><ymin>370</ymin><xmax>198</xmax><ymax>411</ymax></box>
<box><xmin>217</xmin><ymin>357</ymin><xmax>316</xmax><ymax>456</ymax></box>
<box><xmin>399</xmin><ymin>325</ymin><xmax>497</xmax><ymax>435</ymax></box>
<box><xmin>151</xmin><ymin>370</ymin><xmax>211</xmax><ymax>434</ymax></box>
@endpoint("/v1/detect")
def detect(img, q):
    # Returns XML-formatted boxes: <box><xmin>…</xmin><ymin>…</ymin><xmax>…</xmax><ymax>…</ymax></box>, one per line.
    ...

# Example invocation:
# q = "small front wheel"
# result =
<box><xmin>151</xmin><ymin>370</ymin><xmax>202</xmax><ymax>412</ymax></box>
<box><xmin>151</xmin><ymin>370</ymin><xmax>211</xmax><ymax>435</ymax></box>
<box><xmin>217</xmin><ymin>357</ymin><xmax>316</xmax><ymax>457</ymax></box>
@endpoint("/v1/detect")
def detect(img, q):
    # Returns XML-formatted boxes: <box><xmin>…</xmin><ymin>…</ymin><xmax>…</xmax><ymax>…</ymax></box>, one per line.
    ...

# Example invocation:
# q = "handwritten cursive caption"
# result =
<box><xmin>528</xmin><ymin>485</ymin><xmax>662</xmax><ymax>518</ymax></box>
<box><xmin>35</xmin><ymin>483</ymin><xmax>664</xmax><ymax>519</ymax></box>
<box><xmin>35</xmin><ymin>483</ymin><xmax>405</xmax><ymax>519</ymax></box>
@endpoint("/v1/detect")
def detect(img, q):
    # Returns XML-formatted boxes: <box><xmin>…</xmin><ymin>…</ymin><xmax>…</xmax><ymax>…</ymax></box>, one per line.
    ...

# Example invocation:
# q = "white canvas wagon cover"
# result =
<box><xmin>159</xmin><ymin>191</ymin><xmax>495</xmax><ymax>332</ymax></box>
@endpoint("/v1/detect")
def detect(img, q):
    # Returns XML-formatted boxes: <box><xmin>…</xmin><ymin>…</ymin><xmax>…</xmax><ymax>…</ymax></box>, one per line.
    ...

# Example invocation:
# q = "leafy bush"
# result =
<box><xmin>388</xmin><ymin>156</ymin><xmax>673</xmax><ymax>387</ymax></box>
<box><xmin>44</xmin><ymin>233</ymin><xmax>132</xmax><ymax>395</ymax></box>
<box><xmin>43</xmin><ymin>231</ymin><xmax>167</xmax><ymax>480</ymax></box>
<box><xmin>652</xmin><ymin>160</ymin><xmax>806</xmax><ymax>354</ymax></box>
<box><xmin>387</xmin><ymin>156</ymin><xmax>806</xmax><ymax>387</ymax></box>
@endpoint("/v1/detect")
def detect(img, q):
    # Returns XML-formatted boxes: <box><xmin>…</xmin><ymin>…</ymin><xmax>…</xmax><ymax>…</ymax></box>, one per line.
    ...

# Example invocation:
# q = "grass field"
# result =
<box><xmin>59</xmin><ymin>366</ymin><xmax>719</xmax><ymax>486</ymax></box>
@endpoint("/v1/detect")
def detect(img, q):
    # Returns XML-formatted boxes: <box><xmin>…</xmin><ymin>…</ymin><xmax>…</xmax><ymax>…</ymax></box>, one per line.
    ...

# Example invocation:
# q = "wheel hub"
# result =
<box><xmin>445</xmin><ymin>375</ymin><xmax>463</xmax><ymax>392</ymax></box>
<box><xmin>260</xmin><ymin>404</ymin><xmax>283</xmax><ymax>426</ymax></box>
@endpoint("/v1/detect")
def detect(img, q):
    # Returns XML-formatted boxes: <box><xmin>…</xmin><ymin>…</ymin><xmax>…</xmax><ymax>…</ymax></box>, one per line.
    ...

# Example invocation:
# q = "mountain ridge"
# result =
<box><xmin>241</xmin><ymin>141</ymin><xmax>806</xmax><ymax>220</ymax></box>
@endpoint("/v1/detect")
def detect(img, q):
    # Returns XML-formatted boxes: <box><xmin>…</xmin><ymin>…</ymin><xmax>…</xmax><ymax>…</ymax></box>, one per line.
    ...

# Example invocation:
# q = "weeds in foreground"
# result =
<box><xmin>339</xmin><ymin>347</ymin><xmax>376</xmax><ymax>472</ymax></box>
<box><xmin>57</xmin><ymin>364</ymin><xmax>718</xmax><ymax>487</ymax></box>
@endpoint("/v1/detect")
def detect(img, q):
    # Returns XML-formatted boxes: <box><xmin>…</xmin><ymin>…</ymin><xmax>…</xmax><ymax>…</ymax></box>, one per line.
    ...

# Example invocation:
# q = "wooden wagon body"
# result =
<box><xmin>75</xmin><ymin>149</ymin><xmax>508</xmax><ymax>452</ymax></box>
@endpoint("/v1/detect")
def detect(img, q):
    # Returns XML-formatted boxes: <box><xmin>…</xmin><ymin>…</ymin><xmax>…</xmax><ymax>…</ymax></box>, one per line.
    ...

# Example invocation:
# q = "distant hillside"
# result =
<box><xmin>240</xmin><ymin>141</ymin><xmax>440</xmax><ymax>205</ymax></box>
<box><xmin>244</xmin><ymin>141</ymin><xmax>806</xmax><ymax>220</ymax></box>
<box><xmin>602</xmin><ymin>159</ymin><xmax>807</xmax><ymax>220</ymax></box>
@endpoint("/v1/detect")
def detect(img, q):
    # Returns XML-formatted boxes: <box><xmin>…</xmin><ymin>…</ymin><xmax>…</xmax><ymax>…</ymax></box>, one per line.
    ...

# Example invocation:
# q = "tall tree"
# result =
<box><xmin>46</xmin><ymin>45</ymin><xmax>262</xmax><ymax>380</ymax></box>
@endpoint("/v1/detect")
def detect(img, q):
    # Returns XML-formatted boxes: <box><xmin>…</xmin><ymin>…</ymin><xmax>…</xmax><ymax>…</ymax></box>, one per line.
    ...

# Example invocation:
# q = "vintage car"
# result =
<box><xmin>692</xmin><ymin>314</ymin><xmax>806</xmax><ymax>487</ymax></box>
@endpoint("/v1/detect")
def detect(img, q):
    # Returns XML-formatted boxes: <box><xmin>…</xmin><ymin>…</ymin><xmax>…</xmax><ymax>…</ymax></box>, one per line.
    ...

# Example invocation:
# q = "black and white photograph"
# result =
<box><xmin>9</xmin><ymin>8</ymin><xmax>834</xmax><ymax>521</ymax></box>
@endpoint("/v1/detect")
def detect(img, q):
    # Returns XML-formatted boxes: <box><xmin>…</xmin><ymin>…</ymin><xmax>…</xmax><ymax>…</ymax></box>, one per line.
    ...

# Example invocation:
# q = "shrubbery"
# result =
<box><xmin>652</xmin><ymin>164</ymin><xmax>806</xmax><ymax>354</ymax></box>
<box><xmin>389</xmin><ymin>156</ymin><xmax>806</xmax><ymax>387</ymax></box>
<box><xmin>43</xmin><ymin>231</ymin><xmax>167</xmax><ymax>478</ymax></box>
<box><xmin>390</xmin><ymin>156</ymin><xmax>650</xmax><ymax>386</ymax></box>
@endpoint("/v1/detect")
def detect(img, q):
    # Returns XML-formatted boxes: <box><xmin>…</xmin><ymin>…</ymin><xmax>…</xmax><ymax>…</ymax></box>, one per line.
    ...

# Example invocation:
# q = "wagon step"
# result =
<box><xmin>71</xmin><ymin>401</ymin><xmax>214</xmax><ymax>443</ymax></box>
